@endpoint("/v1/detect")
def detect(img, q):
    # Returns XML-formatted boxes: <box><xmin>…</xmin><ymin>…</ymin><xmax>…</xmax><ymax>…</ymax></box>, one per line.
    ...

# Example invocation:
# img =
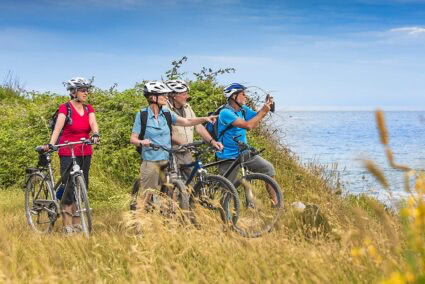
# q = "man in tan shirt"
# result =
<box><xmin>165</xmin><ymin>80</ymin><xmax>223</xmax><ymax>177</ymax></box>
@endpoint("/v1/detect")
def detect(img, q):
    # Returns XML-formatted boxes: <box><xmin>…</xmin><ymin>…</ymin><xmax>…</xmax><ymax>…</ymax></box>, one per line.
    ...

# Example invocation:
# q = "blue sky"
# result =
<box><xmin>1</xmin><ymin>0</ymin><xmax>425</xmax><ymax>110</ymax></box>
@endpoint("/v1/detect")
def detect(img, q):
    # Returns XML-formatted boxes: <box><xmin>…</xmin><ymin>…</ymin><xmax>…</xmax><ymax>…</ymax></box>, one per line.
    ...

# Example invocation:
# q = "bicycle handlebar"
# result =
<box><xmin>150</xmin><ymin>141</ymin><xmax>206</xmax><ymax>153</ymax></box>
<box><xmin>35</xmin><ymin>138</ymin><xmax>93</xmax><ymax>154</ymax></box>
<box><xmin>231</xmin><ymin>135</ymin><xmax>265</xmax><ymax>156</ymax></box>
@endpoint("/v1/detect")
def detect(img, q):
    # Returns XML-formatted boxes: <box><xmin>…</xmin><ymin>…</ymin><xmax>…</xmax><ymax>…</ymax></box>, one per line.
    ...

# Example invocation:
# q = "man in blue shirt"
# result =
<box><xmin>130</xmin><ymin>81</ymin><xmax>216</xmax><ymax>211</ymax></box>
<box><xmin>216</xmin><ymin>83</ymin><xmax>277</xmax><ymax>204</ymax></box>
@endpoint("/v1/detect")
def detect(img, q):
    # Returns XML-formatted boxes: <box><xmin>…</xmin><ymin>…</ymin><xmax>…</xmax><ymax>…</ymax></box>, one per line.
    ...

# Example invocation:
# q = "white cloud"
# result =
<box><xmin>390</xmin><ymin>26</ymin><xmax>425</xmax><ymax>35</ymax></box>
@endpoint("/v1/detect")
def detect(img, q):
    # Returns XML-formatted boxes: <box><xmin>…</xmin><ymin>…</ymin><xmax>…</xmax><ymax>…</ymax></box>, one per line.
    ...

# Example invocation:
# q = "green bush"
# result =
<box><xmin>0</xmin><ymin>78</ymin><xmax>232</xmax><ymax>188</ymax></box>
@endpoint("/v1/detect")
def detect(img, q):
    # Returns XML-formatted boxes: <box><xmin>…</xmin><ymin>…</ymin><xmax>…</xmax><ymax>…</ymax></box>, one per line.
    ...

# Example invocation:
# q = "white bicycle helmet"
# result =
<box><xmin>65</xmin><ymin>77</ymin><xmax>92</xmax><ymax>92</ymax></box>
<box><xmin>224</xmin><ymin>83</ymin><xmax>246</xmax><ymax>98</ymax></box>
<box><xmin>143</xmin><ymin>81</ymin><xmax>171</xmax><ymax>97</ymax></box>
<box><xmin>165</xmin><ymin>79</ymin><xmax>189</xmax><ymax>94</ymax></box>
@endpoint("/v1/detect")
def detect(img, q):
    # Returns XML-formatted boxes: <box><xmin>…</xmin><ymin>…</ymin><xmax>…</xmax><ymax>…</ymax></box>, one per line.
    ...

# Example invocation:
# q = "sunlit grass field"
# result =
<box><xmin>0</xmin><ymin>170</ymin><xmax>405</xmax><ymax>283</ymax></box>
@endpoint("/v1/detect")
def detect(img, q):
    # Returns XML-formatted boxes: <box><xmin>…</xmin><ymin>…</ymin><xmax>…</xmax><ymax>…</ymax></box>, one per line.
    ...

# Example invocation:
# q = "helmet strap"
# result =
<box><xmin>230</xmin><ymin>93</ymin><xmax>243</xmax><ymax>109</ymax></box>
<box><xmin>148</xmin><ymin>95</ymin><xmax>162</xmax><ymax>110</ymax></box>
<box><xmin>71</xmin><ymin>90</ymin><xmax>82</xmax><ymax>103</ymax></box>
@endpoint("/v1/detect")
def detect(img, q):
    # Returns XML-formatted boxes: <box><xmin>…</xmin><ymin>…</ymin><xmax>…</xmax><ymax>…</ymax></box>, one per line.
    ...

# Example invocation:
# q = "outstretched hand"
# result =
<box><xmin>211</xmin><ymin>140</ymin><xmax>224</xmax><ymax>151</ymax></box>
<box><xmin>205</xmin><ymin>115</ymin><xmax>218</xmax><ymax>124</ymax></box>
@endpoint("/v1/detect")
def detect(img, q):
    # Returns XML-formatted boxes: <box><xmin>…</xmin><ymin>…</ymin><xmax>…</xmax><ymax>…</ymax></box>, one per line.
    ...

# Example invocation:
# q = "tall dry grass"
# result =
<box><xmin>0</xmin><ymin>167</ymin><xmax>404</xmax><ymax>283</ymax></box>
<box><xmin>0</xmin><ymin>105</ymin><xmax>411</xmax><ymax>283</ymax></box>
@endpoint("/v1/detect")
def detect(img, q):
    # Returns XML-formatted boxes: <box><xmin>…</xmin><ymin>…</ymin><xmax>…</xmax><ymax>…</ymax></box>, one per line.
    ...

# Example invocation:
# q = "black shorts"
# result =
<box><xmin>60</xmin><ymin>155</ymin><xmax>91</xmax><ymax>205</ymax></box>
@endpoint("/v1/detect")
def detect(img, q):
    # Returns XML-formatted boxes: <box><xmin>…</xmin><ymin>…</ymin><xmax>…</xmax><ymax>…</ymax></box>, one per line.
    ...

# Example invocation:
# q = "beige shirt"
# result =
<box><xmin>167</xmin><ymin>100</ymin><xmax>197</xmax><ymax>145</ymax></box>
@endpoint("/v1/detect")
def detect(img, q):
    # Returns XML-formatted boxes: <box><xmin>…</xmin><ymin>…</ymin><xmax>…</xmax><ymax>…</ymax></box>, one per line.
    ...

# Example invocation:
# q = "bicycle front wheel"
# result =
<box><xmin>74</xmin><ymin>175</ymin><xmax>92</xmax><ymax>237</ymax></box>
<box><xmin>233</xmin><ymin>173</ymin><xmax>283</xmax><ymax>238</ymax></box>
<box><xmin>193</xmin><ymin>174</ymin><xmax>240</xmax><ymax>227</ymax></box>
<box><xmin>25</xmin><ymin>173</ymin><xmax>57</xmax><ymax>233</ymax></box>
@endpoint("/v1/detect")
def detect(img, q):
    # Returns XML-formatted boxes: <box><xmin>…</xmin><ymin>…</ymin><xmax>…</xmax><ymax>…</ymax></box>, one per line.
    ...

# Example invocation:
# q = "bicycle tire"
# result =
<box><xmin>164</xmin><ymin>179</ymin><xmax>199</xmax><ymax>225</ymax></box>
<box><xmin>173</xmin><ymin>179</ymin><xmax>190</xmax><ymax>210</ymax></box>
<box><xmin>193</xmin><ymin>174</ymin><xmax>240</xmax><ymax>227</ymax></box>
<box><xmin>232</xmin><ymin>173</ymin><xmax>283</xmax><ymax>238</ymax></box>
<box><xmin>74</xmin><ymin>175</ymin><xmax>92</xmax><ymax>237</ymax></box>
<box><xmin>25</xmin><ymin>172</ymin><xmax>57</xmax><ymax>233</ymax></box>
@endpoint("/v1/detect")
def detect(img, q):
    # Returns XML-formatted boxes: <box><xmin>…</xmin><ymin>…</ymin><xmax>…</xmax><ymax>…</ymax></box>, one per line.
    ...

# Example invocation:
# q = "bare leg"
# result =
<box><xmin>62</xmin><ymin>204</ymin><xmax>74</xmax><ymax>234</ymax></box>
<box><xmin>71</xmin><ymin>202</ymin><xmax>80</xmax><ymax>225</ymax></box>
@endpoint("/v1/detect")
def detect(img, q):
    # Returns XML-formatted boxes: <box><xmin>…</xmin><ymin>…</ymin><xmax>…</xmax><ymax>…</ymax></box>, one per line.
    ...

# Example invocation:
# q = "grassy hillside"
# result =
<box><xmin>0</xmin><ymin>75</ymin><xmax>421</xmax><ymax>283</ymax></box>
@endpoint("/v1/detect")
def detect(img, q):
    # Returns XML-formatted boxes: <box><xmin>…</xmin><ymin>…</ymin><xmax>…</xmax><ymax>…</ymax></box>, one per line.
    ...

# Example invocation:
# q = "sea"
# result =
<box><xmin>273</xmin><ymin>111</ymin><xmax>425</xmax><ymax>205</ymax></box>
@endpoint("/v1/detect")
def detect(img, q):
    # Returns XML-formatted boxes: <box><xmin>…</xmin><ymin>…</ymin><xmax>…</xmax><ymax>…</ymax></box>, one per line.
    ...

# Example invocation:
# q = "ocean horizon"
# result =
<box><xmin>273</xmin><ymin>110</ymin><xmax>425</xmax><ymax>205</ymax></box>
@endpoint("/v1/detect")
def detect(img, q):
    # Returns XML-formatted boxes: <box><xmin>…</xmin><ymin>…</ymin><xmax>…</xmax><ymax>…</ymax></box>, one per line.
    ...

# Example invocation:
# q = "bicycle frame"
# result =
<box><xmin>180</xmin><ymin>136</ymin><xmax>265</xmax><ymax>190</ymax></box>
<box><xmin>35</xmin><ymin>140</ymin><xmax>88</xmax><ymax>206</ymax></box>
<box><xmin>181</xmin><ymin>155</ymin><xmax>232</xmax><ymax>185</ymax></box>
<box><xmin>181</xmin><ymin>153</ymin><xmax>245</xmax><ymax>184</ymax></box>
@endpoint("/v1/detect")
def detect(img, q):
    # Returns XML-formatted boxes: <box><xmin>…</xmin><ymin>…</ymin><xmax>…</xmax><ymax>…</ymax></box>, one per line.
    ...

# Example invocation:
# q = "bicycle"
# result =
<box><xmin>24</xmin><ymin>138</ymin><xmax>93</xmax><ymax>237</ymax></box>
<box><xmin>131</xmin><ymin>142</ymin><xmax>241</xmax><ymax>229</ymax></box>
<box><xmin>131</xmin><ymin>143</ymin><xmax>194</xmax><ymax>224</ymax></box>
<box><xmin>178</xmin><ymin>142</ymin><xmax>241</xmax><ymax>228</ymax></box>
<box><xmin>216</xmin><ymin>136</ymin><xmax>284</xmax><ymax>238</ymax></box>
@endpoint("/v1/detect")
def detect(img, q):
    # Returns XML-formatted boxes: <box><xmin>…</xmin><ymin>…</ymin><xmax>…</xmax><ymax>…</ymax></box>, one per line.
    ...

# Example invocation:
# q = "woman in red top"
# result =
<box><xmin>44</xmin><ymin>77</ymin><xmax>99</xmax><ymax>235</ymax></box>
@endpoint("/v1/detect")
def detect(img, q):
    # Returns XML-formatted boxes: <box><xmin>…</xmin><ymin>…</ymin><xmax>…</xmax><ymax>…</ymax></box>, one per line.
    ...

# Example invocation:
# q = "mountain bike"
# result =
<box><xmin>131</xmin><ymin>142</ymin><xmax>240</xmax><ymax>228</ymax></box>
<box><xmin>178</xmin><ymin>142</ymin><xmax>240</xmax><ymax>228</ymax></box>
<box><xmin>24</xmin><ymin>138</ymin><xmax>93</xmax><ymax>237</ymax></box>
<box><xmin>217</xmin><ymin>136</ymin><xmax>284</xmax><ymax>238</ymax></box>
<box><xmin>132</xmin><ymin>143</ymin><xmax>194</xmax><ymax>223</ymax></box>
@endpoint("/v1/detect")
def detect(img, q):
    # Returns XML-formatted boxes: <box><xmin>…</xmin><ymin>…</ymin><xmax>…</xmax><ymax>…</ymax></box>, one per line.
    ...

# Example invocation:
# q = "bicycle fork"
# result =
<box><xmin>240</xmin><ymin>167</ymin><xmax>255</xmax><ymax>207</ymax></box>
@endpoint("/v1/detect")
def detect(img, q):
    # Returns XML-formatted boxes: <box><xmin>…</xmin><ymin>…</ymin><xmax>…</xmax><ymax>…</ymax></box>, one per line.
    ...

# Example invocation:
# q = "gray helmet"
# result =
<box><xmin>165</xmin><ymin>79</ymin><xmax>189</xmax><ymax>94</ymax></box>
<box><xmin>65</xmin><ymin>77</ymin><xmax>92</xmax><ymax>92</ymax></box>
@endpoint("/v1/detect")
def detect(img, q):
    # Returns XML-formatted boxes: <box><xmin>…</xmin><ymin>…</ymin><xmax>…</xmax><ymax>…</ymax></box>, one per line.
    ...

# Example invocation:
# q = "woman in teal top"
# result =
<box><xmin>130</xmin><ymin>81</ymin><xmax>215</xmax><ymax>210</ymax></box>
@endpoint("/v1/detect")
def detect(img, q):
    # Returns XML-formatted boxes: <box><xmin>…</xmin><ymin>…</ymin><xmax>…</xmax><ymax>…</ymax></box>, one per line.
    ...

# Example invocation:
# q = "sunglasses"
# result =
<box><xmin>77</xmin><ymin>88</ymin><xmax>89</xmax><ymax>93</ymax></box>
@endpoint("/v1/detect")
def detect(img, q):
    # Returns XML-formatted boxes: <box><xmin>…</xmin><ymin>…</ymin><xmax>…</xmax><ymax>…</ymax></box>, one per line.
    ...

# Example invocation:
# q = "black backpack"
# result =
<box><xmin>204</xmin><ymin>104</ymin><xmax>246</xmax><ymax>142</ymax></box>
<box><xmin>48</xmin><ymin>102</ymin><xmax>88</xmax><ymax>144</ymax></box>
<box><xmin>136</xmin><ymin>108</ymin><xmax>173</xmax><ymax>155</ymax></box>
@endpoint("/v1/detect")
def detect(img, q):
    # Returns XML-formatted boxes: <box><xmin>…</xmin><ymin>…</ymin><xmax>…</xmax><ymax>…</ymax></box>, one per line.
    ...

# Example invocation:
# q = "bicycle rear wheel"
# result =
<box><xmin>193</xmin><ymin>174</ymin><xmax>240</xmax><ymax>228</ymax></box>
<box><xmin>232</xmin><ymin>173</ymin><xmax>283</xmax><ymax>238</ymax></box>
<box><xmin>25</xmin><ymin>173</ymin><xmax>57</xmax><ymax>233</ymax></box>
<box><xmin>74</xmin><ymin>175</ymin><xmax>92</xmax><ymax>237</ymax></box>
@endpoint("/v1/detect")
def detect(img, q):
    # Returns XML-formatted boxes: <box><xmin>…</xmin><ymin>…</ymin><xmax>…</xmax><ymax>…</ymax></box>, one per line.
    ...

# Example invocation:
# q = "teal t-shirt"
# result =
<box><xmin>132</xmin><ymin>106</ymin><xmax>177</xmax><ymax>161</ymax></box>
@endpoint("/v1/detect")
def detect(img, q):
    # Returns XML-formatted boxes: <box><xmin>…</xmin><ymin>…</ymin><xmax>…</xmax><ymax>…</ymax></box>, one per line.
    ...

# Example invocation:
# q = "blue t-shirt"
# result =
<box><xmin>132</xmin><ymin>106</ymin><xmax>177</xmax><ymax>161</ymax></box>
<box><xmin>216</xmin><ymin>104</ymin><xmax>257</xmax><ymax>159</ymax></box>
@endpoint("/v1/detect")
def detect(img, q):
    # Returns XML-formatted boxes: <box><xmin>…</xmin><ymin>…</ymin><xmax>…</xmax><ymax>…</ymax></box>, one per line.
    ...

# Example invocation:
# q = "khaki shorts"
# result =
<box><xmin>139</xmin><ymin>160</ymin><xmax>169</xmax><ymax>192</ymax></box>
<box><xmin>217</xmin><ymin>154</ymin><xmax>276</xmax><ymax>183</ymax></box>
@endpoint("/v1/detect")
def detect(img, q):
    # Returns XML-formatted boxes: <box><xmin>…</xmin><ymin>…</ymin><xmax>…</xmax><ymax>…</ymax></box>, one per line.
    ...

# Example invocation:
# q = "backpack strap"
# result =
<box><xmin>163</xmin><ymin>110</ymin><xmax>173</xmax><ymax>137</ymax></box>
<box><xmin>65</xmin><ymin>102</ymin><xmax>72</xmax><ymax>125</ymax></box>
<box><xmin>138</xmin><ymin>109</ymin><xmax>148</xmax><ymax>141</ymax></box>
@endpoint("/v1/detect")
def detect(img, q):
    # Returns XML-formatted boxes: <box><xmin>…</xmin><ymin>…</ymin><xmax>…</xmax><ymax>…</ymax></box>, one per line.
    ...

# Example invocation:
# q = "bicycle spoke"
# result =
<box><xmin>233</xmin><ymin>173</ymin><xmax>282</xmax><ymax>238</ymax></box>
<box><xmin>25</xmin><ymin>173</ymin><xmax>56</xmax><ymax>233</ymax></box>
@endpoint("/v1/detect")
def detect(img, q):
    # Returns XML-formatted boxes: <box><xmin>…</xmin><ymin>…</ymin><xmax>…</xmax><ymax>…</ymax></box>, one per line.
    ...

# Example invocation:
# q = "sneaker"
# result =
<box><xmin>72</xmin><ymin>224</ymin><xmax>83</xmax><ymax>233</ymax></box>
<box><xmin>130</xmin><ymin>203</ymin><xmax>137</xmax><ymax>211</ymax></box>
<box><xmin>63</xmin><ymin>225</ymin><xmax>74</xmax><ymax>236</ymax></box>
